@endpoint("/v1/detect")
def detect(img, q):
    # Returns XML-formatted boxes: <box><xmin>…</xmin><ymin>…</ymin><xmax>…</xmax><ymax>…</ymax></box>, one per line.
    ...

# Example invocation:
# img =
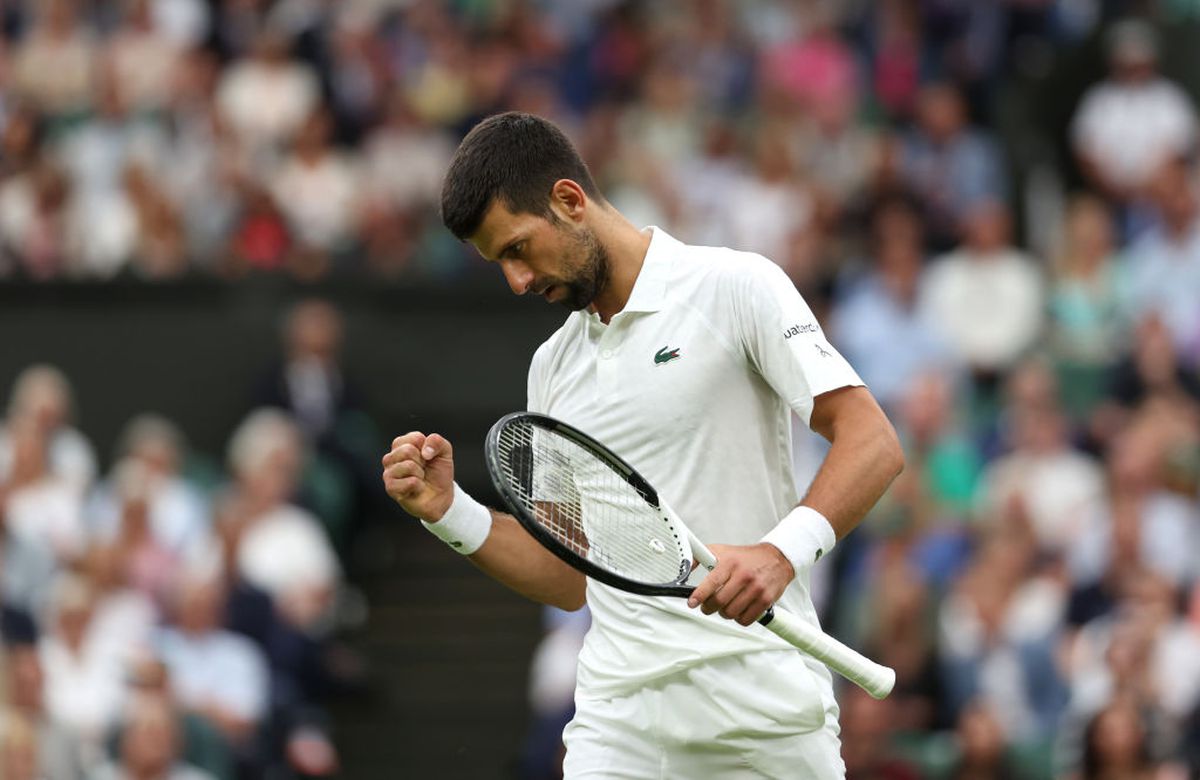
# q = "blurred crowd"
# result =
<box><xmin>0</xmin><ymin>300</ymin><xmax>380</xmax><ymax>779</ymax></box>
<box><xmin>0</xmin><ymin>0</ymin><xmax>1188</xmax><ymax>284</ymax></box>
<box><xmin>1</xmin><ymin>0</ymin><xmax>1200</xmax><ymax>778</ymax></box>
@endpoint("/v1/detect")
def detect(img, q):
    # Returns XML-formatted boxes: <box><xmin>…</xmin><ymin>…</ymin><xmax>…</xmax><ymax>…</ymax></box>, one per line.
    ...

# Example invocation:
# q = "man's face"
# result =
<box><xmin>469</xmin><ymin>199</ymin><xmax>609</xmax><ymax>311</ymax></box>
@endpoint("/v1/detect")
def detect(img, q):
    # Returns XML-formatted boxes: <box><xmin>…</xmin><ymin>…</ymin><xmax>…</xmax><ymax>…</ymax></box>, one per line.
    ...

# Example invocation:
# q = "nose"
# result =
<box><xmin>500</xmin><ymin>260</ymin><xmax>534</xmax><ymax>295</ymax></box>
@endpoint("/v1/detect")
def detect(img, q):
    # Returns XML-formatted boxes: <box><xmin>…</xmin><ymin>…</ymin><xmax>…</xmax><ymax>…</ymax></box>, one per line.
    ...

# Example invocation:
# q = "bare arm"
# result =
<box><xmin>466</xmin><ymin>509</ymin><xmax>586</xmax><ymax>610</ymax></box>
<box><xmin>804</xmin><ymin>385</ymin><xmax>906</xmax><ymax>538</ymax></box>
<box><xmin>382</xmin><ymin>432</ymin><xmax>586</xmax><ymax>611</ymax></box>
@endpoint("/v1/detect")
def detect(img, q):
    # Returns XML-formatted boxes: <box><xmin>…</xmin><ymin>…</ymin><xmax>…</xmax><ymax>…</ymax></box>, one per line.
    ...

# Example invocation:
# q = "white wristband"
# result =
<box><xmin>421</xmin><ymin>483</ymin><xmax>492</xmax><ymax>555</ymax></box>
<box><xmin>761</xmin><ymin>505</ymin><xmax>836</xmax><ymax>573</ymax></box>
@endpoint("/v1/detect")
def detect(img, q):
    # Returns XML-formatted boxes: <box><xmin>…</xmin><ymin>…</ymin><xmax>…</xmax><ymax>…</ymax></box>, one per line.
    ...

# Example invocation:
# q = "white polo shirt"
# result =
<box><xmin>526</xmin><ymin>227</ymin><xmax>863</xmax><ymax>699</ymax></box>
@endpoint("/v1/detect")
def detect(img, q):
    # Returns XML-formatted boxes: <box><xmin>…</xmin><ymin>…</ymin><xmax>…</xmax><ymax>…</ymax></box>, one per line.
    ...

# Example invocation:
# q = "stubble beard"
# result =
<box><xmin>558</xmin><ymin>226</ymin><xmax>610</xmax><ymax>312</ymax></box>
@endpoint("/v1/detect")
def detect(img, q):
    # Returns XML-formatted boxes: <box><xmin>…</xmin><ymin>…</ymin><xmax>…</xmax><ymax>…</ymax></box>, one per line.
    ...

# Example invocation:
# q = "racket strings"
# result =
<box><xmin>495</xmin><ymin>421</ymin><xmax>689</xmax><ymax>585</ymax></box>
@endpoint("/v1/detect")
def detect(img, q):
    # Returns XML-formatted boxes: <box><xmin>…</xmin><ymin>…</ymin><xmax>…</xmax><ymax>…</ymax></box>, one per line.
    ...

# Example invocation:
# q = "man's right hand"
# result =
<box><xmin>381</xmin><ymin>432</ymin><xmax>456</xmax><ymax>521</ymax></box>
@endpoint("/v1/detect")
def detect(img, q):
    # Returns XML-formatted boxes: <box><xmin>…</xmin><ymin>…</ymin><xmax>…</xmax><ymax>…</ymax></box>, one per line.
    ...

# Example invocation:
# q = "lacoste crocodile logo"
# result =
<box><xmin>654</xmin><ymin>346</ymin><xmax>681</xmax><ymax>365</ymax></box>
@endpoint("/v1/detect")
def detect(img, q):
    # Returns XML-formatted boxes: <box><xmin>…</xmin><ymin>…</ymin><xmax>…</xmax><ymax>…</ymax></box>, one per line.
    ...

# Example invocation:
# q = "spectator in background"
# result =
<box><xmin>670</xmin><ymin>117</ymin><xmax>745</xmax><ymax>249</ymax></box>
<box><xmin>979</xmin><ymin>360</ymin><xmax>1106</xmax><ymax>556</ymax></box>
<box><xmin>0</xmin><ymin>364</ymin><xmax>96</xmax><ymax>494</ymax></box>
<box><xmin>0</xmin><ymin>155</ymin><xmax>73</xmax><ymax>279</ymax></box>
<box><xmin>358</xmin><ymin>90</ymin><xmax>456</xmax><ymax>277</ymax></box>
<box><xmin>938</xmin><ymin>520</ymin><xmax>1068</xmax><ymax>744</ymax></box>
<box><xmin>400</xmin><ymin>9</ymin><xmax>473</xmax><ymax>129</ymax></box>
<box><xmin>83</xmin><ymin>544</ymin><xmax>157</xmax><ymax>673</ymax></box>
<box><xmin>92</xmin><ymin>693</ymin><xmax>217</xmax><ymax>780</ymax></box>
<box><xmin>1069</xmin><ymin>405</ymin><xmax>1200</xmax><ymax>601</ymax></box>
<box><xmin>0</xmin><ymin>102</ymin><xmax>43</xmax><ymax>182</ymax></box>
<box><xmin>1061</xmin><ymin>577</ymin><xmax>1198</xmax><ymax>779</ymax></box>
<box><xmin>1090</xmin><ymin>313</ymin><xmax>1200</xmax><ymax>454</ymax></box>
<box><xmin>861</xmin><ymin>0</ymin><xmax>922</xmax><ymax>121</ymax></box>
<box><xmin>612</xmin><ymin>55</ymin><xmax>703</xmax><ymax>230</ymax></box>
<box><xmin>901</xmin><ymin>83</ymin><xmax>1006</xmax><ymax>251</ymax></box>
<box><xmin>121</xmin><ymin>655</ymin><xmax>234</xmax><ymax>780</ymax></box>
<box><xmin>894</xmin><ymin>371</ymin><xmax>982</xmax><ymax>524</ymax></box>
<box><xmin>227</xmin><ymin>181</ymin><xmax>290</xmax><ymax>275</ymax></box>
<box><xmin>949</xmin><ymin>703</ymin><xmax>1018</xmax><ymax>780</ymax></box>
<box><xmin>918</xmin><ymin>200</ymin><xmax>1044</xmax><ymax>384</ymax></box>
<box><xmin>1079</xmin><ymin>697</ymin><xmax>1172</xmax><ymax>780</ymax></box>
<box><xmin>162</xmin><ymin>47</ymin><xmax>241</xmax><ymax>265</ymax></box>
<box><xmin>833</xmin><ymin>198</ymin><xmax>954</xmax><ymax>412</ymax></box>
<box><xmin>851</xmin><ymin>535</ymin><xmax>942</xmax><ymax>734</ymax></box>
<box><xmin>1</xmin><ymin>640</ymin><xmax>85</xmax><ymax>779</ymax></box>
<box><xmin>1048</xmin><ymin>194</ymin><xmax>1131</xmax><ymax>418</ymax></box>
<box><xmin>1071</xmin><ymin>19</ymin><xmax>1197</xmax><ymax>207</ymax></box>
<box><xmin>219</xmin><ymin>408</ymin><xmax>340</xmax><ymax>634</ymax></box>
<box><xmin>88</xmin><ymin>414</ymin><xmax>210</xmax><ymax>560</ymax></box>
<box><xmin>216</xmin><ymin>26</ymin><xmax>319</xmax><ymax>169</ymax></box>
<box><xmin>324</xmin><ymin>6</ymin><xmax>391</xmax><ymax>144</ymax></box>
<box><xmin>105</xmin><ymin>0</ymin><xmax>184</xmax><ymax>115</ymax></box>
<box><xmin>0</xmin><ymin>415</ymin><xmax>86</xmax><ymax>580</ymax></box>
<box><xmin>157</xmin><ymin>568</ymin><xmax>268</xmax><ymax>766</ymax></box>
<box><xmin>362</xmin><ymin>90</ymin><xmax>455</xmax><ymax>225</ymax></box>
<box><xmin>1125</xmin><ymin>157</ymin><xmax>1200</xmax><ymax>364</ymax></box>
<box><xmin>267</xmin><ymin>109</ymin><xmax>362</xmax><ymax>273</ymax></box>
<box><xmin>122</xmin><ymin>162</ymin><xmax>188</xmax><ymax>279</ymax></box>
<box><xmin>1074</xmin><ymin>573</ymin><xmax>1200</xmax><ymax>724</ymax></box>
<box><xmin>724</xmin><ymin>125</ymin><xmax>818</xmax><ymax>284</ymax></box>
<box><xmin>795</xmin><ymin>87</ymin><xmax>877</xmax><ymax>225</ymax></box>
<box><xmin>668</xmin><ymin>0</ymin><xmax>753</xmax><ymax>113</ymax></box>
<box><xmin>759</xmin><ymin>2</ymin><xmax>859</xmax><ymax>121</ymax></box>
<box><xmin>96</xmin><ymin>461</ymin><xmax>182</xmax><ymax>610</ymax></box>
<box><xmin>38</xmin><ymin>574</ymin><xmax>126</xmax><ymax>750</ymax></box>
<box><xmin>9</xmin><ymin>0</ymin><xmax>96</xmax><ymax>121</ymax></box>
<box><xmin>253</xmin><ymin>299</ymin><xmax>376</xmax><ymax>558</ymax></box>
<box><xmin>55</xmin><ymin>77</ymin><xmax>168</xmax><ymax>278</ymax></box>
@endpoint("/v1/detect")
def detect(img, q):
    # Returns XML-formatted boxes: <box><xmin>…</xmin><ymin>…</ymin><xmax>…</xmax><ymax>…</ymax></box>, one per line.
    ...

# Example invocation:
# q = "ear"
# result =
<box><xmin>549</xmin><ymin>179</ymin><xmax>587</xmax><ymax>223</ymax></box>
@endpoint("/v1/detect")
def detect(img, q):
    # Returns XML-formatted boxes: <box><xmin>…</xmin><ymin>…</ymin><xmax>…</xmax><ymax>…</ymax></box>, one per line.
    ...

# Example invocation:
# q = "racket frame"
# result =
<box><xmin>486</xmin><ymin>412</ymin><xmax>695</xmax><ymax>597</ymax></box>
<box><xmin>485</xmin><ymin>411</ymin><xmax>896</xmax><ymax>699</ymax></box>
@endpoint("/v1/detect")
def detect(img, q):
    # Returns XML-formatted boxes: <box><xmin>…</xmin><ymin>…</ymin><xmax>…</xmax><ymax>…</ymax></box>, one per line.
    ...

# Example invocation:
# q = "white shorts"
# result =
<box><xmin>562</xmin><ymin>651</ymin><xmax>845</xmax><ymax>779</ymax></box>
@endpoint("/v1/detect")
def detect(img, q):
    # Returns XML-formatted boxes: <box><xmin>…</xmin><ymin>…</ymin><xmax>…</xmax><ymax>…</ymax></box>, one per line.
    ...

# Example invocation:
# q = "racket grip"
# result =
<box><xmin>759</xmin><ymin>607</ymin><xmax>896</xmax><ymax>700</ymax></box>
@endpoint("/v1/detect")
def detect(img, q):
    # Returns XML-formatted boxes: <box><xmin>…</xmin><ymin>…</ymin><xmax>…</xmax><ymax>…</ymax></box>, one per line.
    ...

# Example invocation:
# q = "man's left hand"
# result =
<box><xmin>686</xmin><ymin>543</ymin><xmax>796</xmax><ymax>626</ymax></box>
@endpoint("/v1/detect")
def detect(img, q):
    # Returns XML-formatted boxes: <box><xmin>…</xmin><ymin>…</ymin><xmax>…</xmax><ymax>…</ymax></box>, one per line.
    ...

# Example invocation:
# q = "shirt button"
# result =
<box><xmin>601</xmin><ymin>349</ymin><xmax>613</xmax><ymax>359</ymax></box>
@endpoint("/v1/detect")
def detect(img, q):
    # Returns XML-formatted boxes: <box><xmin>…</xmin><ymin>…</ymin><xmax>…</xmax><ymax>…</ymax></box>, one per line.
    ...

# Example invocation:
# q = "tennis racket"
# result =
<box><xmin>484</xmin><ymin>412</ymin><xmax>896</xmax><ymax>700</ymax></box>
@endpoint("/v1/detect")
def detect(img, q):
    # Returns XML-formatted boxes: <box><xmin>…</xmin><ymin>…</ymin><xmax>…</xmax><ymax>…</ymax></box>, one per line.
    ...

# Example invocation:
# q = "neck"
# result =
<box><xmin>588</xmin><ymin>209</ymin><xmax>653</xmax><ymax>323</ymax></box>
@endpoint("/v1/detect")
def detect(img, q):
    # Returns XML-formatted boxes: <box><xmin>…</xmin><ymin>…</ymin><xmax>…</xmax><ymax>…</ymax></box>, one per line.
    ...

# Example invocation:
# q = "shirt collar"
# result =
<box><xmin>619</xmin><ymin>226</ymin><xmax>678</xmax><ymax>315</ymax></box>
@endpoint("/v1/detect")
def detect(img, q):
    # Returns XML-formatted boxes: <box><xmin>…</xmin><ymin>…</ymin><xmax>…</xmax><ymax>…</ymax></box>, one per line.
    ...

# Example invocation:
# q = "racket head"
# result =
<box><xmin>485</xmin><ymin>412</ymin><xmax>695</xmax><ymax>598</ymax></box>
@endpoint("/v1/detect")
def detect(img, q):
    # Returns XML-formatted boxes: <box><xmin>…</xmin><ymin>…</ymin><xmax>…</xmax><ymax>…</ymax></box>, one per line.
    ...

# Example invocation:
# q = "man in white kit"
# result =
<box><xmin>382</xmin><ymin>112</ymin><xmax>904</xmax><ymax>777</ymax></box>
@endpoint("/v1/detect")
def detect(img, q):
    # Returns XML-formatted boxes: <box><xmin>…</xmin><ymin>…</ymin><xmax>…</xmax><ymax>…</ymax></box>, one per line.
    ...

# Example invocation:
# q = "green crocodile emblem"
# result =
<box><xmin>654</xmin><ymin>346</ymin><xmax>681</xmax><ymax>365</ymax></box>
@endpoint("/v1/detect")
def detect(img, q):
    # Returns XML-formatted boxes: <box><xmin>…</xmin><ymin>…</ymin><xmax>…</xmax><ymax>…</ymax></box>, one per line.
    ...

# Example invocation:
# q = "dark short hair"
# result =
<box><xmin>440</xmin><ymin>112</ymin><xmax>602</xmax><ymax>240</ymax></box>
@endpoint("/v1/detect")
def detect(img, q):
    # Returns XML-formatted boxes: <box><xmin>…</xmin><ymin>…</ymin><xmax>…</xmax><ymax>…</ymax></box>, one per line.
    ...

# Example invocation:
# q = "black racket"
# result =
<box><xmin>485</xmin><ymin>412</ymin><xmax>895</xmax><ymax>699</ymax></box>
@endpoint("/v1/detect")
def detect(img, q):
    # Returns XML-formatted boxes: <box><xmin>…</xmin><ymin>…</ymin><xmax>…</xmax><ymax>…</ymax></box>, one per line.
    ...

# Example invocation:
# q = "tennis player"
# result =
<box><xmin>382</xmin><ymin>112</ymin><xmax>904</xmax><ymax>777</ymax></box>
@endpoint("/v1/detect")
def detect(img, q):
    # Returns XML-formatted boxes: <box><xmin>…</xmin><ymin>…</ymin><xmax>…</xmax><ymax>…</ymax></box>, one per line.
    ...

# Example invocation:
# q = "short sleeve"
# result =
<box><xmin>734</xmin><ymin>258</ymin><xmax>864</xmax><ymax>426</ymax></box>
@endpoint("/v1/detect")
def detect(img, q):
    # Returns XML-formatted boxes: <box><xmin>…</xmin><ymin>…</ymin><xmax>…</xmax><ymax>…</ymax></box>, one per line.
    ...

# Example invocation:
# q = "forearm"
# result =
<box><xmin>804</xmin><ymin>388</ymin><xmax>905</xmax><ymax>538</ymax></box>
<box><xmin>467</xmin><ymin>510</ymin><xmax>588</xmax><ymax>611</ymax></box>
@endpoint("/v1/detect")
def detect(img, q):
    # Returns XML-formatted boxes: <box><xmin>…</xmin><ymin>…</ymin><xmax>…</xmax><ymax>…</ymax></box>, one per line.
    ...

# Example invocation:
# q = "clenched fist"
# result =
<box><xmin>381</xmin><ymin>432</ymin><xmax>456</xmax><ymax>521</ymax></box>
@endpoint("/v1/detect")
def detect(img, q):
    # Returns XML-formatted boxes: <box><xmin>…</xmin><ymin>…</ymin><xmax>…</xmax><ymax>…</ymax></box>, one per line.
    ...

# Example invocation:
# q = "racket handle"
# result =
<box><xmin>687</xmin><ymin>527</ymin><xmax>894</xmax><ymax>698</ymax></box>
<box><xmin>759</xmin><ymin>607</ymin><xmax>896</xmax><ymax>700</ymax></box>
